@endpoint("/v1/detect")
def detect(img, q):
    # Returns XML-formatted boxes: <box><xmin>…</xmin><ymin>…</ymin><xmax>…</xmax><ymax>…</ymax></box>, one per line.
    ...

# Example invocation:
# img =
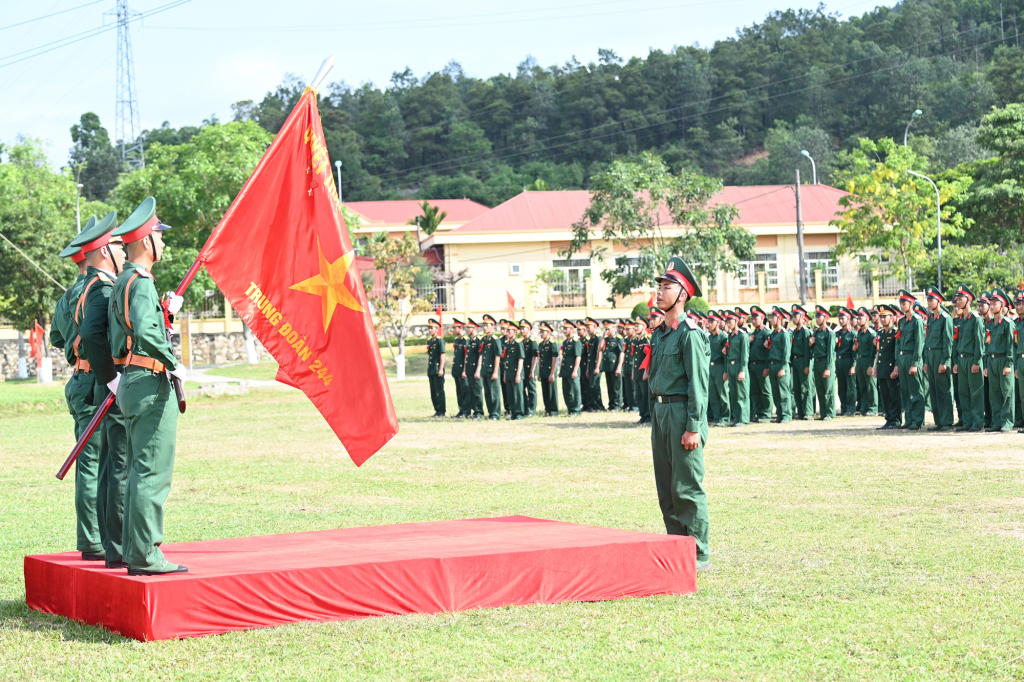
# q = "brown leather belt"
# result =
<box><xmin>74</xmin><ymin>358</ymin><xmax>91</xmax><ymax>373</ymax></box>
<box><xmin>125</xmin><ymin>355</ymin><xmax>166</xmax><ymax>373</ymax></box>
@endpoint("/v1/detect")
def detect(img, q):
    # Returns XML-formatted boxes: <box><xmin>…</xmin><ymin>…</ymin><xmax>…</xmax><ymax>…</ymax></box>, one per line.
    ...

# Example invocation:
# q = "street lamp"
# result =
<box><xmin>903</xmin><ymin>109</ymin><xmax>923</xmax><ymax>146</ymax></box>
<box><xmin>76</xmin><ymin>183</ymin><xmax>84</xmax><ymax>233</ymax></box>
<box><xmin>907</xmin><ymin>170</ymin><xmax>942</xmax><ymax>292</ymax></box>
<box><xmin>334</xmin><ymin>160</ymin><xmax>343</xmax><ymax>203</ymax></box>
<box><xmin>800</xmin><ymin>150</ymin><xmax>817</xmax><ymax>185</ymax></box>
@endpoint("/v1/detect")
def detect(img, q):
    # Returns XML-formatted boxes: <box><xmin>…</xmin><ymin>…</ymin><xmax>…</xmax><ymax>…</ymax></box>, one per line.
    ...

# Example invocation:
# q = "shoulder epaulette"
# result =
<box><xmin>684</xmin><ymin>317</ymin><xmax>699</xmax><ymax>330</ymax></box>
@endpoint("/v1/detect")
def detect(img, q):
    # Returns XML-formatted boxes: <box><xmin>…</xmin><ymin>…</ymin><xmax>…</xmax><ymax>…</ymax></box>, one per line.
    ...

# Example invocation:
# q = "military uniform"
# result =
<box><xmin>601</xmin><ymin>322</ymin><xmax>624</xmax><ymax>410</ymax></box>
<box><xmin>503</xmin><ymin>327</ymin><xmax>526</xmax><ymax>420</ymax></box>
<box><xmin>621</xmin><ymin>321</ymin><xmax>636</xmax><ymax>412</ymax></box>
<box><xmin>633</xmin><ymin>316</ymin><xmax>652</xmax><ymax>425</ymax></box>
<box><xmin>425</xmin><ymin>319</ymin><xmax>446</xmax><ymax>417</ymax></box>
<box><xmin>498</xmin><ymin>321</ymin><xmax>510</xmax><ymax>415</ymax></box>
<box><xmin>951</xmin><ymin>308</ymin><xmax>964</xmax><ymax>426</ymax></box>
<box><xmin>790</xmin><ymin>306</ymin><xmax>815</xmax><ymax>420</ymax></box>
<box><xmin>854</xmin><ymin>310</ymin><xmax>878</xmax><ymax>416</ymax></box>
<box><xmin>707</xmin><ymin>312</ymin><xmax>730</xmax><ymax>427</ymax></box>
<box><xmin>952</xmin><ymin>288</ymin><xmax>985</xmax><ymax>431</ymax></box>
<box><xmin>520</xmin><ymin>322</ymin><xmax>539</xmax><ymax>417</ymax></box>
<box><xmin>725</xmin><ymin>312</ymin><xmax>750</xmax><ymax>425</ymax></box>
<box><xmin>480</xmin><ymin>315</ymin><xmax>503</xmax><ymax>419</ymax></box>
<box><xmin>811</xmin><ymin>305</ymin><xmax>837</xmax><ymax>420</ymax></box>
<box><xmin>1015</xmin><ymin>294</ymin><xmax>1024</xmax><ymax>432</ymax></box>
<box><xmin>649</xmin><ymin>257</ymin><xmax>710</xmax><ymax>567</ymax></box>
<box><xmin>896</xmin><ymin>291</ymin><xmax>926</xmax><ymax>429</ymax></box>
<box><xmin>450</xmin><ymin>320</ymin><xmax>469</xmax><ymax>418</ymax></box>
<box><xmin>537</xmin><ymin>323</ymin><xmax>560</xmax><ymax>416</ymax></box>
<box><xmin>985</xmin><ymin>289</ymin><xmax>1015</xmax><ymax>431</ymax></box>
<box><xmin>876</xmin><ymin>305</ymin><xmax>902</xmax><ymax>428</ymax></box>
<box><xmin>922</xmin><ymin>287</ymin><xmax>954</xmax><ymax>429</ymax></box>
<box><xmin>835</xmin><ymin>310</ymin><xmax>858</xmax><ymax>416</ymax></box>
<box><xmin>767</xmin><ymin>306</ymin><xmax>793</xmax><ymax>423</ymax></box>
<box><xmin>747</xmin><ymin>307</ymin><xmax>773</xmax><ymax>422</ymax></box>
<box><xmin>586</xmin><ymin>320</ymin><xmax>604</xmax><ymax>411</ymax></box>
<box><xmin>559</xmin><ymin>321</ymin><xmax>583</xmax><ymax>416</ymax></box>
<box><xmin>465</xmin><ymin>320</ymin><xmax>484</xmax><ymax>418</ymax></box>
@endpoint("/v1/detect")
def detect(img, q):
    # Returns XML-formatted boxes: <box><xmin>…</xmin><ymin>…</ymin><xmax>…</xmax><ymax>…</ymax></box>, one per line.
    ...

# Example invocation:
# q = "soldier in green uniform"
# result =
<box><xmin>537</xmin><ymin>322</ymin><xmax>560</xmax><ymax>416</ymax></box>
<box><xmin>600</xmin><ymin>320</ymin><xmax>624</xmax><ymax>410</ymax></box>
<box><xmin>634</xmin><ymin>315</ymin><xmax>652</xmax><ymax>425</ymax></box>
<box><xmin>477</xmin><ymin>315</ymin><xmax>503</xmax><ymax>420</ymax></box>
<box><xmin>465</xmin><ymin>319</ymin><xmax>484</xmax><ymax>419</ymax></box>
<box><xmin>767</xmin><ymin>306</ymin><xmax>793</xmax><ymax>423</ymax></box>
<box><xmin>707</xmin><ymin>311</ymin><xmax>730</xmax><ymax>427</ymax></box>
<box><xmin>68</xmin><ymin>212</ymin><xmax>131</xmax><ymax>567</ymax></box>
<box><xmin>876</xmin><ymin>305</ymin><xmax>902</xmax><ymax>429</ymax></box>
<box><xmin>450</xmin><ymin>319</ymin><xmax>469</xmax><ymax>418</ymax></box>
<box><xmin>834</xmin><ymin>307</ymin><xmax>858</xmax><ymax>416</ymax></box>
<box><xmin>585</xmin><ymin>317</ymin><xmax>605</xmax><ymax>411</ymax></box>
<box><xmin>810</xmin><ymin>305</ymin><xmax>836</xmax><ymax>421</ymax></box>
<box><xmin>951</xmin><ymin>300</ymin><xmax>964</xmax><ymax>427</ymax></box>
<box><xmin>520</xmin><ymin>320</ymin><xmax>539</xmax><ymax>417</ymax></box>
<box><xmin>979</xmin><ymin>293</ymin><xmax>994</xmax><ymax>428</ymax></box>
<box><xmin>790</xmin><ymin>305</ymin><xmax>815</xmax><ymax>420</ymax></box>
<box><xmin>923</xmin><ymin>286</ymin><xmax>954</xmax><ymax>430</ymax></box>
<box><xmin>425</xmin><ymin>319</ymin><xmax>446</xmax><ymax>417</ymax></box>
<box><xmin>498</xmin><ymin>321</ymin><xmax>511</xmax><ymax>416</ymax></box>
<box><xmin>724</xmin><ymin>310</ymin><xmax>750</xmax><ymax>426</ymax></box>
<box><xmin>985</xmin><ymin>288</ymin><xmax>1015</xmax><ymax>432</ymax></box>
<box><xmin>747</xmin><ymin>306</ymin><xmax>773</xmax><ymax>422</ymax></box>
<box><xmin>51</xmin><ymin>224</ymin><xmax>105</xmax><ymax>560</ymax></box>
<box><xmin>107</xmin><ymin>198</ymin><xmax>187</xmax><ymax>575</ymax></box>
<box><xmin>649</xmin><ymin>256</ymin><xmax>710</xmax><ymax>570</ymax></box>
<box><xmin>559</xmin><ymin>320</ymin><xmax>582</xmax><ymax>416</ymax></box>
<box><xmin>578</xmin><ymin>322</ymin><xmax>593</xmax><ymax>411</ymax></box>
<box><xmin>895</xmin><ymin>290</ymin><xmax>926</xmax><ymax>430</ymax></box>
<box><xmin>503</xmin><ymin>321</ymin><xmax>526</xmax><ymax>420</ymax></box>
<box><xmin>915</xmin><ymin>303</ymin><xmax>933</xmax><ymax>414</ymax></box>
<box><xmin>853</xmin><ymin>307</ymin><xmax>878</xmax><ymax>417</ymax></box>
<box><xmin>620</xmin><ymin>319</ymin><xmax>636</xmax><ymax>413</ymax></box>
<box><xmin>1014</xmin><ymin>289</ymin><xmax>1024</xmax><ymax>433</ymax></box>
<box><xmin>950</xmin><ymin>286</ymin><xmax>984</xmax><ymax>432</ymax></box>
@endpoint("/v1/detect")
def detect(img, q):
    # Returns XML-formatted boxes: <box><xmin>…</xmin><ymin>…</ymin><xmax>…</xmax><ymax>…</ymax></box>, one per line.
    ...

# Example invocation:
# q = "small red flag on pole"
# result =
<box><xmin>436</xmin><ymin>305</ymin><xmax>443</xmax><ymax>328</ymax></box>
<box><xmin>846</xmin><ymin>292</ymin><xmax>855</xmax><ymax>309</ymax></box>
<box><xmin>507</xmin><ymin>290</ymin><xmax>516</xmax><ymax>319</ymax></box>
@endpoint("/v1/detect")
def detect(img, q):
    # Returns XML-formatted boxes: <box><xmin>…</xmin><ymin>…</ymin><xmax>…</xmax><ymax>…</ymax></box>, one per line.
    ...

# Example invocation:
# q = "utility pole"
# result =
<box><xmin>796</xmin><ymin>169</ymin><xmax>807</xmax><ymax>306</ymax></box>
<box><xmin>114</xmin><ymin>0</ymin><xmax>144</xmax><ymax>169</ymax></box>
<box><xmin>334</xmin><ymin>160</ymin><xmax>343</xmax><ymax>203</ymax></box>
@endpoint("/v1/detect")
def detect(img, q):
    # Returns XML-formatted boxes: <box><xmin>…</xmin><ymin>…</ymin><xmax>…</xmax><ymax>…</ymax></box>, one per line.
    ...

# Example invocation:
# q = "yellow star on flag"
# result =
<box><xmin>290</xmin><ymin>237</ymin><xmax>364</xmax><ymax>332</ymax></box>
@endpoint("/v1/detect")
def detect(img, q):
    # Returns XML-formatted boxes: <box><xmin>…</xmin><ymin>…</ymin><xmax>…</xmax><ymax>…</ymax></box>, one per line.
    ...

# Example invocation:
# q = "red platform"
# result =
<box><xmin>24</xmin><ymin>516</ymin><xmax>696</xmax><ymax>641</ymax></box>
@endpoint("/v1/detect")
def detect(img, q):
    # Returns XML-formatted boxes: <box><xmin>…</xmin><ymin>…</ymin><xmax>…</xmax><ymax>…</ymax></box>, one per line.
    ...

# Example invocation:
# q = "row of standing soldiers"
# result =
<box><xmin>425</xmin><ymin>311</ymin><xmax>670</xmax><ymax>423</ymax></box>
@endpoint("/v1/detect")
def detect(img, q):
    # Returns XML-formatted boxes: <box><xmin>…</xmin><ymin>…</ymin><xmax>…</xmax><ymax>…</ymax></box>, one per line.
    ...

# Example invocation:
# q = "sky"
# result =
<box><xmin>0</xmin><ymin>0</ymin><xmax>899</xmax><ymax>168</ymax></box>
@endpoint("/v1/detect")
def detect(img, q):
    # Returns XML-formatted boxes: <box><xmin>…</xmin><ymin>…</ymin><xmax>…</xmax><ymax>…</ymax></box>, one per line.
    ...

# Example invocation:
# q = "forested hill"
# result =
<box><xmin>128</xmin><ymin>1</ymin><xmax>1024</xmax><ymax>205</ymax></box>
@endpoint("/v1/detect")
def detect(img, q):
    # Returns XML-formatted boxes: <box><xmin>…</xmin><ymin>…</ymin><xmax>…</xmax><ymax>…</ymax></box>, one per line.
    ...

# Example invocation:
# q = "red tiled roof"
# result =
<box><xmin>345</xmin><ymin>199</ymin><xmax>491</xmax><ymax>225</ymax></box>
<box><xmin>448</xmin><ymin>186</ymin><xmax>847</xmax><ymax>234</ymax></box>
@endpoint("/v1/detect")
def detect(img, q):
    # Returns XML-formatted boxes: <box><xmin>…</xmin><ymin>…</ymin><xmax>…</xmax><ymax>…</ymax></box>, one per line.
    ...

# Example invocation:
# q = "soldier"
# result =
<box><xmin>649</xmin><ymin>307</ymin><xmax>664</xmax><ymax>331</ymax></box>
<box><xmin>1015</xmin><ymin>289</ymin><xmax>1024</xmax><ymax>433</ymax></box>
<box><xmin>600</xmin><ymin>320</ymin><xmax>624</xmax><ymax>410</ymax></box>
<box><xmin>560</xmin><ymin>320</ymin><xmax>583</xmax><ymax>416</ymax></box>
<box><xmin>477</xmin><ymin>314</ymin><xmax>503</xmax><ymax>420</ymax></box>
<box><xmin>951</xmin><ymin>298</ymin><xmax>964</xmax><ymax>428</ymax></box>
<box><xmin>648</xmin><ymin>257</ymin><xmax>710</xmax><ymax>570</ymax></box>
<box><xmin>854</xmin><ymin>307</ymin><xmax>878</xmax><ymax>417</ymax></box>
<box><xmin>707</xmin><ymin>311</ymin><xmax>730</xmax><ymax>427</ymax></box>
<box><xmin>585</xmin><ymin>317</ymin><xmax>605</xmax><ymax>411</ymax></box>
<box><xmin>67</xmin><ymin>212</ymin><xmax>131</xmax><ymax>568</ymax></box>
<box><xmin>835</xmin><ymin>307</ymin><xmax>858</xmax><ymax>416</ymax></box>
<box><xmin>450</xmin><ymin>319</ymin><xmax>469</xmax><ymax>418</ymax></box>
<box><xmin>633</xmin><ymin>315</ymin><xmax>652</xmax><ymax>425</ymax></box>
<box><xmin>578</xmin><ymin>322</ymin><xmax>593</xmax><ymax>411</ymax></box>
<box><xmin>810</xmin><ymin>305</ymin><xmax>837</xmax><ymax>421</ymax></box>
<box><xmin>503</xmin><ymin>321</ymin><xmax>526</xmax><ymax>420</ymax></box>
<box><xmin>922</xmin><ymin>286</ymin><xmax>954</xmax><ymax>431</ymax></box>
<box><xmin>498</xmin><ymin>320</ymin><xmax>511</xmax><ymax>415</ymax></box>
<box><xmin>747</xmin><ymin>306</ymin><xmax>773</xmax><ymax>422</ymax></box>
<box><xmin>464</xmin><ymin>318</ymin><xmax>484</xmax><ymax>419</ymax></box>
<box><xmin>538</xmin><ymin>322</ymin><xmax>560</xmax><ymax>416</ymax></box>
<box><xmin>876</xmin><ymin>305</ymin><xmax>902</xmax><ymax>429</ymax></box>
<box><xmin>519</xmin><ymin>321</ymin><xmax>538</xmax><ymax>417</ymax></box>
<box><xmin>620</xmin><ymin>319</ymin><xmax>636</xmax><ymax>413</ymax></box>
<box><xmin>914</xmin><ymin>302</ymin><xmax>933</xmax><ymax>414</ymax></box>
<box><xmin>790</xmin><ymin>305</ymin><xmax>814</xmax><ymax>420</ymax></box>
<box><xmin>767</xmin><ymin>306</ymin><xmax>793</xmax><ymax>423</ymax></box>
<box><xmin>985</xmin><ymin>288</ymin><xmax>1015</xmax><ymax>432</ymax></box>
<box><xmin>107</xmin><ymin>198</ymin><xmax>187</xmax><ymax>575</ymax></box>
<box><xmin>979</xmin><ymin>292</ymin><xmax>994</xmax><ymax>429</ymax></box>
<box><xmin>426</xmin><ymin>318</ymin><xmax>446</xmax><ymax>418</ymax></box>
<box><xmin>51</xmin><ymin>221</ymin><xmax>105</xmax><ymax>561</ymax></box>
<box><xmin>723</xmin><ymin>310</ymin><xmax>750</xmax><ymax>426</ymax></box>
<box><xmin>895</xmin><ymin>290</ymin><xmax>926</xmax><ymax>430</ymax></box>
<box><xmin>952</xmin><ymin>285</ymin><xmax>984</xmax><ymax>432</ymax></box>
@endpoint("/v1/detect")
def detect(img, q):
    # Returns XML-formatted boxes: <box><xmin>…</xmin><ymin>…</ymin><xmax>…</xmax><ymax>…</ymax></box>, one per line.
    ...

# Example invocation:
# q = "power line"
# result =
<box><xmin>0</xmin><ymin>229</ymin><xmax>67</xmax><ymax>292</ymax></box>
<box><xmin>0</xmin><ymin>1</ymin><xmax>103</xmax><ymax>32</ymax></box>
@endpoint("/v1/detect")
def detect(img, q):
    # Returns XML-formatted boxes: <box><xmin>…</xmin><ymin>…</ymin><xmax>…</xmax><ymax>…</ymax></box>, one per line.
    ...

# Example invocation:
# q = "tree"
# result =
<box><xmin>69</xmin><ymin>113</ymin><xmax>122</xmax><ymax>201</ymax></box>
<box><xmin>0</xmin><ymin>139</ymin><xmax>112</xmax><ymax>329</ymax></box>
<box><xmin>913</xmin><ymin>244</ymin><xmax>1020</xmax><ymax>296</ymax></box>
<box><xmin>407</xmin><ymin>200</ymin><xmax>448</xmax><ymax>246</ymax></box>
<box><xmin>567</xmin><ymin>153</ymin><xmax>755</xmax><ymax>303</ymax></box>
<box><xmin>365</xmin><ymin>232</ymin><xmax>436</xmax><ymax>358</ymax></box>
<box><xmin>831</xmin><ymin>138</ymin><xmax>973</xmax><ymax>286</ymax></box>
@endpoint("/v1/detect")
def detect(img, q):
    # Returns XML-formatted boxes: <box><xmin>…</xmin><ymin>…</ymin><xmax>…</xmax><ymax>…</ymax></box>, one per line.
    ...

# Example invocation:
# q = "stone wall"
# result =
<box><xmin>0</xmin><ymin>340</ymin><xmax>71</xmax><ymax>381</ymax></box>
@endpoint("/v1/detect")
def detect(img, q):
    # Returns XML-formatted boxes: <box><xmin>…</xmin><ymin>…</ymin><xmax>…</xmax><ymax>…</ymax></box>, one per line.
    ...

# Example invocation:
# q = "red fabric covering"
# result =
<box><xmin>25</xmin><ymin>517</ymin><xmax>695</xmax><ymax>641</ymax></box>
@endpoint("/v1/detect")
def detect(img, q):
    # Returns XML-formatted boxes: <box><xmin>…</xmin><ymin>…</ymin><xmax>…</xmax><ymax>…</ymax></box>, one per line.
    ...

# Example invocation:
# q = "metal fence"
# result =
<box><xmin>534</xmin><ymin>281</ymin><xmax>586</xmax><ymax>309</ymax></box>
<box><xmin>413</xmin><ymin>283</ymin><xmax>454</xmax><ymax>311</ymax></box>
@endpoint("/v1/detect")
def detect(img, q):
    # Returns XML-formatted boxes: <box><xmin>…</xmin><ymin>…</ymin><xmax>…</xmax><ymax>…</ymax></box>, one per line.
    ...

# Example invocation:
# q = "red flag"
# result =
<box><xmin>507</xmin><ymin>290</ymin><xmax>516</xmax><ymax>319</ymax></box>
<box><xmin>436</xmin><ymin>305</ymin><xmax>442</xmax><ymax>329</ymax></box>
<box><xmin>27</xmin><ymin>321</ymin><xmax>44</xmax><ymax>361</ymax></box>
<box><xmin>197</xmin><ymin>86</ymin><xmax>396</xmax><ymax>466</ymax></box>
<box><xmin>648</xmin><ymin>294</ymin><xmax>655</xmax><ymax>308</ymax></box>
<box><xmin>846</xmin><ymin>292</ymin><xmax>855</xmax><ymax>309</ymax></box>
<box><xmin>638</xmin><ymin>344</ymin><xmax>652</xmax><ymax>371</ymax></box>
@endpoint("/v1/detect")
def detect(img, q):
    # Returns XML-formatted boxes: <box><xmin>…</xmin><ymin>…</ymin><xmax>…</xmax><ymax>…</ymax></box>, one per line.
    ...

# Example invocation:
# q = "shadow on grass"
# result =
<box><xmin>0</xmin><ymin>598</ymin><xmax>129</xmax><ymax>644</ymax></box>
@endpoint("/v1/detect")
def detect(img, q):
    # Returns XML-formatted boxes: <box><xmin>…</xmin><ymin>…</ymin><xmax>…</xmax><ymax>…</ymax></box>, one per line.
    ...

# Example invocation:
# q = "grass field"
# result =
<box><xmin>1</xmin><ymin>376</ymin><xmax>1022</xmax><ymax>680</ymax></box>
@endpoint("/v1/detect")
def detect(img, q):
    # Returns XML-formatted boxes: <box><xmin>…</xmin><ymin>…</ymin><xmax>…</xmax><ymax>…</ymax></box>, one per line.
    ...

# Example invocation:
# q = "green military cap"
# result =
<box><xmin>603</xmin><ymin>319</ymin><xmax>616</xmax><ymax>328</ymax></box>
<box><xmin>771</xmin><ymin>305</ymin><xmax>787</xmax><ymax>318</ymax></box>
<box><xmin>979</xmin><ymin>291</ymin><xmax>991</xmax><ymax>303</ymax></box>
<box><xmin>539</xmin><ymin>321</ymin><xmax>553</xmax><ymax>332</ymax></box>
<box><xmin>654</xmin><ymin>255</ymin><xmax>702</xmax><ymax>297</ymax></box>
<box><xmin>575</xmin><ymin>321</ymin><xmax>587</xmax><ymax>330</ymax></box>
<box><xmin>878</xmin><ymin>304</ymin><xmax>895</xmax><ymax>316</ymax></box>
<box><xmin>634</xmin><ymin>315</ymin><xmax>648</xmax><ymax>327</ymax></box>
<box><xmin>749</xmin><ymin>305</ymin><xmax>766</xmax><ymax>319</ymax></box>
<box><xmin>61</xmin><ymin>215</ymin><xmax>98</xmax><ymax>260</ymax></box>
<box><xmin>734</xmin><ymin>306</ymin><xmax>749</xmax><ymax>318</ymax></box>
<box><xmin>585</xmin><ymin>316</ymin><xmax>599</xmax><ymax>327</ymax></box>
<box><xmin>482</xmin><ymin>314</ymin><xmax>497</xmax><ymax>325</ymax></box>
<box><xmin>925</xmin><ymin>285</ymin><xmax>945</xmax><ymax>302</ymax></box>
<box><xmin>913</xmin><ymin>302</ymin><xmax>928</xmax><ymax>317</ymax></box>
<box><xmin>856</xmin><ymin>306</ymin><xmax>871</xmax><ymax>317</ymax></box>
<box><xmin>953</xmin><ymin>284</ymin><xmax>975</xmax><ymax>302</ymax></box>
<box><xmin>561</xmin><ymin>318</ymin><xmax>575</xmax><ymax>328</ymax></box>
<box><xmin>519</xmin><ymin>319</ymin><xmax>532</xmax><ymax>329</ymax></box>
<box><xmin>466</xmin><ymin>318</ymin><xmax>480</xmax><ymax>329</ymax></box>
<box><xmin>498</xmin><ymin>319</ymin><xmax>509</xmax><ymax>329</ymax></box>
<box><xmin>1016</xmin><ymin>282</ymin><xmax>1024</xmax><ymax>303</ymax></box>
<box><xmin>427</xmin><ymin>318</ymin><xmax>441</xmax><ymax>329</ymax></box>
<box><xmin>990</xmin><ymin>287</ymin><xmax>1010</xmax><ymax>307</ymax></box>
<box><xmin>620</xmin><ymin>318</ymin><xmax>634</xmax><ymax>327</ymax></box>
<box><xmin>897</xmin><ymin>289</ymin><xmax>916</xmax><ymax>304</ymax></box>
<box><xmin>69</xmin><ymin>210</ymin><xmax>119</xmax><ymax>254</ymax></box>
<box><xmin>648</xmin><ymin>307</ymin><xmax>664</xmax><ymax>319</ymax></box>
<box><xmin>451</xmin><ymin>318</ymin><xmax>464</xmax><ymax>327</ymax></box>
<box><xmin>791</xmin><ymin>304</ymin><xmax>809</xmax><ymax>318</ymax></box>
<box><xmin>113</xmin><ymin>197</ymin><xmax>172</xmax><ymax>242</ymax></box>
<box><xmin>837</xmin><ymin>306</ymin><xmax>852</xmax><ymax>318</ymax></box>
<box><xmin>814</xmin><ymin>304</ymin><xmax>830</xmax><ymax>317</ymax></box>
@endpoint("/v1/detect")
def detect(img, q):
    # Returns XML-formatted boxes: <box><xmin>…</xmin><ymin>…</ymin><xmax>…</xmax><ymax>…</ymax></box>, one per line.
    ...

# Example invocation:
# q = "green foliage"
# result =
<box><xmin>684</xmin><ymin>297</ymin><xmax>710</xmax><ymax>313</ymax></box>
<box><xmin>568</xmin><ymin>153</ymin><xmax>755</xmax><ymax>302</ymax></box>
<box><xmin>365</xmin><ymin>232</ymin><xmax>436</xmax><ymax>355</ymax></box>
<box><xmin>407</xmin><ymin>201</ymin><xmax>447</xmax><ymax>237</ymax></box>
<box><xmin>914</xmin><ymin>244</ymin><xmax>1021</xmax><ymax>295</ymax></box>
<box><xmin>69</xmin><ymin>113</ymin><xmax>121</xmax><ymax>202</ymax></box>
<box><xmin>630</xmin><ymin>301</ymin><xmax>650</xmax><ymax>319</ymax></box>
<box><xmin>831</xmin><ymin>138</ymin><xmax>973</xmax><ymax>284</ymax></box>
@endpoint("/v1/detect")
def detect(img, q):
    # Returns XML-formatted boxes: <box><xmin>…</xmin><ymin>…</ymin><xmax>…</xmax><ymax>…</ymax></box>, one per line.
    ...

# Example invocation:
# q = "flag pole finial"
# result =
<box><xmin>309</xmin><ymin>54</ymin><xmax>336</xmax><ymax>91</ymax></box>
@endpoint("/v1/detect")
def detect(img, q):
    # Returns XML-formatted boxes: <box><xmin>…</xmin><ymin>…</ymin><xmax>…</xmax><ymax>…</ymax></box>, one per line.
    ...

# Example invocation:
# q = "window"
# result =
<box><xmin>738</xmin><ymin>253</ymin><xmax>778</xmax><ymax>288</ymax></box>
<box><xmin>509</xmin><ymin>263</ymin><xmax>522</xmax><ymax>276</ymax></box>
<box><xmin>551</xmin><ymin>258</ymin><xmax>592</xmax><ymax>284</ymax></box>
<box><xmin>804</xmin><ymin>251</ymin><xmax>838</xmax><ymax>288</ymax></box>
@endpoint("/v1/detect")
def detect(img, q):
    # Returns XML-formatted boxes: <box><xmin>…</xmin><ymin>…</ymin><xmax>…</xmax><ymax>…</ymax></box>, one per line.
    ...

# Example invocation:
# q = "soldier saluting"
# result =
<box><xmin>648</xmin><ymin>257</ymin><xmax>710</xmax><ymax>571</ymax></box>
